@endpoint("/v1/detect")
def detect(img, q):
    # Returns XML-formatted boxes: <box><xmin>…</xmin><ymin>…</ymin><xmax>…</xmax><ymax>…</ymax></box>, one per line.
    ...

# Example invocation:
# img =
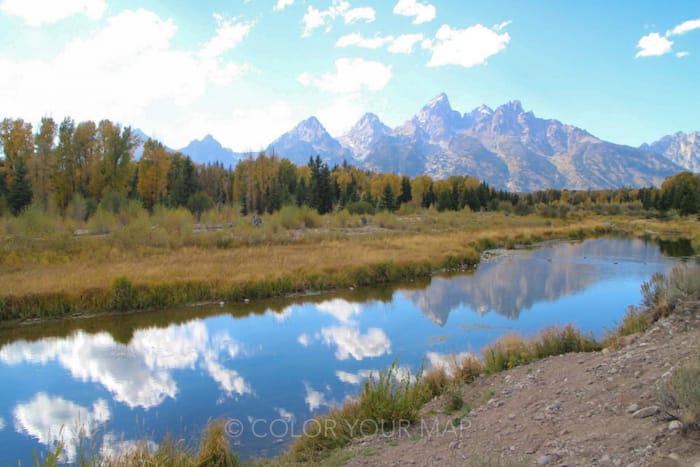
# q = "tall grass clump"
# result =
<box><xmin>111</xmin><ymin>276</ymin><xmax>134</xmax><ymax>311</ymax></box>
<box><xmin>270</xmin><ymin>205</ymin><xmax>322</xmax><ymax>230</ymax></box>
<box><xmin>482</xmin><ymin>324</ymin><xmax>600</xmax><ymax>373</ymax></box>
<box><xmin>657</xmin><ymin>360</ymin><xmax>700</xmax><ymax>433</ymax></box>
<box><xmin>195</xmin><ymin>420</ymin><xmax>239</xmax><ymax>466</ymax></box>
<box><xmin>615</xmin><ymin>305</ymin><xmax>653</xmax><ymax>337</ymax></box>
<box><xmin>288</xmin><ymin>362</ymin><xmax>430</xmax><ymax>463</ymax></box>
<box><xmin>356</xmin><ymin>362</ymin><xmax>430</xmax><ymax>429</ymax></box>
<box><xmin>641</xmin><ymin>266</ymin><xmax>700</xmax><ymax>321</ymax></box>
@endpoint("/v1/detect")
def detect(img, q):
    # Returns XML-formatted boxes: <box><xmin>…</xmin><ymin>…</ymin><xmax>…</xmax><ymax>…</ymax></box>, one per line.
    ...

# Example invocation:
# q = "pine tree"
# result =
<box><xmin>8</xmin><ymin>157</ymin><xmax>32</xmax><ymax>215</ymax></box>
<box><xmin>378</xmin><ymin>183</ymin><xmax>397</xmax><ymax>212</ymax></box>
<box><xmin>397</xmin><ymin>175</ymin><xmax>412</xmax><ymax>205</ymax></box>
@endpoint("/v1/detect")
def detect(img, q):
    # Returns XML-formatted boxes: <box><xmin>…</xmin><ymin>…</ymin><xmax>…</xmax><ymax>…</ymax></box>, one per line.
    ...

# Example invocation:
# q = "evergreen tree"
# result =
<box><xmin>397</xmin><ymin>175</ymin><xmax>412</xmax><ymax>205</ymax></box>
<box><xmin>308</xmin><ymin>156</ymin><xmax>334</xmax><ymax>214</ymax></box>
<box><xmin>169</xmin><ymin>155</ymin><xmax>198</xmax><ymax>207</ymax></box>
<box><xmin>8</xmin><ymin>157</ymin><xmax>32</xmax><ymax>215</ymax></box>
<box><xmin>378</xmin><ymin>183</ymin><xmax>397</xmax><ymax>211</ymax></box>
<box><xmin>421</xmin><ymin>183</ymin><xmax>436</xmax><ymax>208</ymax></box>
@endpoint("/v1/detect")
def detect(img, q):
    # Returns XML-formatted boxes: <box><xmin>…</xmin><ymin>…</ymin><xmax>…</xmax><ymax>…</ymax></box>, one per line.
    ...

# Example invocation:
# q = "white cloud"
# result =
<box><xmin>427</xmin><ymin>24</ymin><xmax>510</xmax><ymax>67</ymax></box>
<box><xmin>0</xmin><ymin>0</ymin><xmax>107</xmax><ymax>26</ymax></box>
<box><xmin>315</xmin><ymin>299</ymin><xmax>363</xmax><ymax>322</ymax></box>
<box><xmin>275</xmin><ymin>407</ymin><xmax>294</xmax><ymax>421</ymax></box>
<box><xmin>320</xmin><ymin>326</ymin><xmax>391</xmax><ymax>360</ymax></box>
<box><xmin>336</xmin><ymin>32</ymin><xmax>393</xmax><ymax>49</ymax></box>
<box><xmin>336</xmin><ymin>369</ymin><xmax>373</xmax><ymax>385</ymax></box>
<box><xmin>273</xmin><ymin>0</ymin><xmax>295</xmax><ymax>11</ymax></box>
<box><xmin>388</xmin><ymin>33</ymin><xmax>425</xmax><ymax>54</ymax></box>
<box><xmin>199</xmin><ymin>14</ymin><xmax>254</xmax><ymax>60</ymax></box>
<box><xmin>0</xmin><ymin>416</ymin><xmax>4</xmax><ymax>431</ymax></box>
<box><xmin>393</xmin><ymin>0</ymin><xmax>436</xmax><ymax>24</ymax></box>
<box><xmin>304</xmin><ymin>383</ymin><xmax>328</xmax><ymax>411</ymax></box>
<box><xmin>314</xmin><ymin>94</ymin><xmax>367</xmax><ymax>136</ymax></box>
<box><xmin>493</xmin><ymin>20</ymin><xmax>512</xmax><ymax>31</ymax></box>
<box><xmin>302</xmin><ymin>1</ymin><xmax>373</xmax><ymax>37</ymax></box>
<box><xmin>298</xmin><ymin>333</ymin><xmax>311</xmax><ymax>346</ymax></box>
<box><xmin>676</xmin><ymin>51</ymin><xmax>690</xmax><ymax>58</ymax></box>
<box><xmin>302</xmin><ymin>5</ymin><xmax>326</xmax><ymax>36</ymax></box>
<box><xmin>1</xmin><ymin>322</ymin><xmax>251</xmax><ymax>408</ymax></box>
<box><xmin>13</xmin><ymin>394</ymin><xmax>111</xmax><ymax>463</ymax></box>
<box><xmin>667</xmin><ymin>18</ymin><xmax>700</xmax><ymax>36</ymax></box>
<box><xmin>181</xmin><ymin>100</ymin><xmax>296</xmax><ymax>152</ymax></box>
<box><xmin>635</xmin><ymin>32</ymin><xmax>673</xmax><ymax>58</ymax></box>
<box><xmin>344</xmin><ymin>7</ymin><xmax>375</xmax><ymax>24</ymax></box>
<box><xmin>298</xmin><ymin>58</ymin><xmax>392</xmax><ymax>94</ymax></box>
<box><xmin>336</xmin><ymin>32</ymin><xmax>424</xmax><ymax>54</ymax></box>
<box><xmin>0</xmin><ymin>9</ymin><xmax>252</xmax><ymax>131</ymax></box>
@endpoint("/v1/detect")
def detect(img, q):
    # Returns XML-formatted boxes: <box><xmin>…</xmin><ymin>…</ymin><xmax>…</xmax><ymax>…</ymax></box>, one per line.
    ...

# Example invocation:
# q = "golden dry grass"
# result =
<box><xmin>0</xmin><ymin>213</ymin><xmax>696</xmax><ymax>299</ymax></box>
<box><xmin>0</xmin><ymin>216</ymin><xmax>592</xmax><ymax>295</ymax></box>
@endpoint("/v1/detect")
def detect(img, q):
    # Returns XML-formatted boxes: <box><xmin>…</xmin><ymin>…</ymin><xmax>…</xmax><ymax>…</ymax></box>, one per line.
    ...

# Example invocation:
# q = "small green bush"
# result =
<box><xmin>616</xmin><ymin>306</ymin><xmax>652</xmax><ymax>336</ymax></box>
<box><xmin>111</xmin><ymin>275</ymin><xmax>134</xmax><ymax>311</ymax></box>
<box><xmin>657</xmin><ymin>362</ymin><xmax>700</xmax><ymax>432</ymax></box>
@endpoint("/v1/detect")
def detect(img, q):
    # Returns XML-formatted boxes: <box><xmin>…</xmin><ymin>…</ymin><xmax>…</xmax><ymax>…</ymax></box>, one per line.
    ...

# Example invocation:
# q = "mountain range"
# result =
<box><xmin>156</xmin><ymin>93</ymin><xmax>699</xmax><ymax>191</ymax></box>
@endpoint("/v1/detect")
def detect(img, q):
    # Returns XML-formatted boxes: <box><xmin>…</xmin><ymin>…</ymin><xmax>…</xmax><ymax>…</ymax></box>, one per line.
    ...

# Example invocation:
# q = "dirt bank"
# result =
<box><xmin>338</xmin><ymin>304</ymin><xmax>700</xmax><ymax>466</ymax></box>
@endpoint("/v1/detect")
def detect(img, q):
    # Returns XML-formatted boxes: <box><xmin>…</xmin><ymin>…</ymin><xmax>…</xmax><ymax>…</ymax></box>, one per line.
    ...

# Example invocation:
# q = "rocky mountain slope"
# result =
<box><xmin>642</xmin><ymin>131</ymin><xmax>700</xmax><ymax>174</ymax></box>
<box><xmin>167</xmin><ymin>93</ymin><xmax>696</xmax><ymax>191</ymax></box>
<box><xmin>177</xmin><ymin>134</ymin><xmax>242</xmax><ymax>166</ymax></box>
<box><xmin>265</xmin><ymin>94</ymin><xmax>683</xmax><ymax>191</ymax></box>
<box><xmin>266</xmin><ymin>116</ymin><xmax>351</xmax><ymax>167</ymax></box>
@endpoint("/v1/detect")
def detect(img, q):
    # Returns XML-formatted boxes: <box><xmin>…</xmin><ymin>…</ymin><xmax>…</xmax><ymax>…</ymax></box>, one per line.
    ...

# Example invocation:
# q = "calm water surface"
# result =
<box><xmin>0</xmin><ymin>238</ymin><xmax>694</xmax><ymax>463</ymax></box>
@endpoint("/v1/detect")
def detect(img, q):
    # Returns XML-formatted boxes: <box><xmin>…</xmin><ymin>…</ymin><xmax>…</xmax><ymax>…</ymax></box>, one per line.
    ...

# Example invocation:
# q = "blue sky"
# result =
<box><xmin>0</xmin><ymin>0</ymin><xmax>698</xmax><ymax>151</ymax></box>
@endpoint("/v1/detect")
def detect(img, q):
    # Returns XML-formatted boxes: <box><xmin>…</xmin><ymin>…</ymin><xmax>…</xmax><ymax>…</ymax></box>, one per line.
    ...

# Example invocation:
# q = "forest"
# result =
<box><xmin>1</xmin><ymin>116</ymin><xmax>699</xmax><ymax>221</ymax></box>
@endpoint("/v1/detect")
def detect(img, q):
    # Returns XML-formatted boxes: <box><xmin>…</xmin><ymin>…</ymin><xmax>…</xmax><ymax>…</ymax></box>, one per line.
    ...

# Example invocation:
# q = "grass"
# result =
<box><xmin>0</xmin><ymin>210</ymin><xmax>648</xmax><ymax>321</ymax></box>
<box><xmin>657</xmin><ymin>360</ymin><xmax>700</xmax><ymax>432</ymax></box>
<box><xmin>604</xmin><ymin>265</ymin><xmax>700</xmax><ymax>348</ymax></box>
<box><xmin>286</xmin><ymin>361</ymin><xmax>431</xmax><ymax>463</ymax></box>
<box><xmin>38</xmin><ymin>420</ymin><xmax>239</xmax><ymax>467</ymax></box>
<box><xmin>482</xmin><ymin>324</ymin><xmax>601</xmax><ymax>373</ymax></box>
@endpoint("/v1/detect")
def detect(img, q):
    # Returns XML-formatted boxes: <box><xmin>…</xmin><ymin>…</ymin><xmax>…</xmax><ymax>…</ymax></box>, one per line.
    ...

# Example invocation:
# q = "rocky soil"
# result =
<box><xmin>340</xmin><ymin>304</ymin><xmax>700</xmax><ymax>466</ymax></box>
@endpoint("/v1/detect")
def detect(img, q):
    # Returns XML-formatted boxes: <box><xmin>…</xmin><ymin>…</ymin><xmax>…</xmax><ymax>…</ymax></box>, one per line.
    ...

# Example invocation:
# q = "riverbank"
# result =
<box><xmin>260</xmin><ymin>274</ymin><xmax>699</xmax><ymax>467</ymax></box>
<box><xmin>331</xmin><ymin>302</ymin><xmax>700</xmax><ymax>466</ymax></box>
<box><xmin>1</xmin><ymin>213</ymin><xmax>697</xmax><ymax>322</ymax></box>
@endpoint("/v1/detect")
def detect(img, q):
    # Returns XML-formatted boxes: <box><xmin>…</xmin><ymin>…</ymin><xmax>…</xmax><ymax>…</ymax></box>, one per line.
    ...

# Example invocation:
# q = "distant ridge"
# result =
<box><xmin>166</xmin><ymin>94</ymin><xmax>695</xmax><ymax>191</ymax></box>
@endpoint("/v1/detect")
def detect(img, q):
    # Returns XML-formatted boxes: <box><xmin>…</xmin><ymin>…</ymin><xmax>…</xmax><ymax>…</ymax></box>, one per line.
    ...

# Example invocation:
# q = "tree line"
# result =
<box><xmin>1</xmin><ymin>116</ymin><xmax>699</xmax><ymax>220</ymax></box>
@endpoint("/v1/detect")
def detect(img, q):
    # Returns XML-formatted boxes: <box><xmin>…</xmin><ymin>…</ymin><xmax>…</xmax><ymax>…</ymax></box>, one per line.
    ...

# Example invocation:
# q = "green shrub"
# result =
<box><xmin>87</xmin><ymin>208</ymin><xmax>115</xmax><ymax>234</ymax></box>
<box><xmin>641</xmin><ymin>272</ymin><xmax>668</xmax><ymax>310</ymax></box>
<box><xmin>111</xmin><ymin>276</ymin><xmax>134</xmax><ymax>311</ymax></box>
<box><xmin>272</xmin><ymin>205</ymin><xmax>321</xmax><ymax>229</ymax></box>
<box><xmin>347</xmin><ymin>201</ymin><xmax>374</xmax><ymax>215</ymax></box>
<box><xmin>616</xmin><ymin>306</ymin><xmax>652</xmax><ymax>336</ymax></box>
<box><xmin>445</xmin><ymin>389</ymin><xmax>464</xmax><ymax>412</ymax></box>
<box><xmin>422</xmin><ymin>366</ymin><xmax>449</xmax><ymax>397</ymax></box>
<box><xmin>657</xmin><ymin>362</ymin><xmax>700</xmax><ymax>432</ymax></box>
<box><xmin>99</xmin><ymin>191</ymin><xmax>129</xmax><ymax>214</ymax></box>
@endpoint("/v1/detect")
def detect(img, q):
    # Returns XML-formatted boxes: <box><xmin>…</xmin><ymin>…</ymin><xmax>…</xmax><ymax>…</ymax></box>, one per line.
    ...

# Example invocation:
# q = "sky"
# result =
<box><xmin>0</xmin><ymin>0</ymin><xmax>698</xmax><ymax>152</ymax></box>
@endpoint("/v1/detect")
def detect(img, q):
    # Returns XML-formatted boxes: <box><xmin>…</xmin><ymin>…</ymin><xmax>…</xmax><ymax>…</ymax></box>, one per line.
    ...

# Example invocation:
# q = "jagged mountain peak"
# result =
<box><xmin>288</xmin><ymin>116</ymin><xmax>332</xmax><ymax>142</ymax></box>
<box><xmin>178</xmin><ymin>134</ymin><xmax>241</xmax><ymax>166</ymax></box>
<box><xmin>340</xmin><ymin>112</ymin><xmax>391</xmax><ymax>161</ymax></box>
<box><xmin>643</xmin><ymin>130</ymin><xmax>700</xmax><ymax>173</ymax></box>
<box><xmin>353</xmin><ymin>112</ymin><xmax>389</xmax><ymax>130</ymax></box>
<box><xmin>496</xmin><ymin>100</ymin><xmax>524</xmax><ymax>115</ymax></box>
<box><xmin>425</xmin><ymin>92</ymin><xmax>450</xmax><ymax>108</ymax></box>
